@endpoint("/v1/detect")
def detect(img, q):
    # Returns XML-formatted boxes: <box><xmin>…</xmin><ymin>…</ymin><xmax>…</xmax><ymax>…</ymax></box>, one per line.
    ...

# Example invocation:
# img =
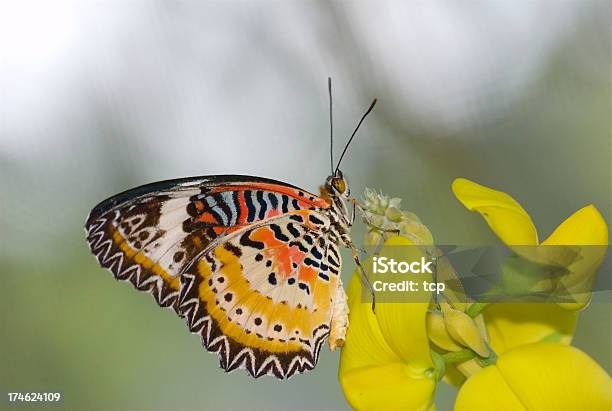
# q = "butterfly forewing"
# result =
<box><xmin>85</xmin><ymin>189</ymin><xmax>199</xmax><ymax>310</ymax></box>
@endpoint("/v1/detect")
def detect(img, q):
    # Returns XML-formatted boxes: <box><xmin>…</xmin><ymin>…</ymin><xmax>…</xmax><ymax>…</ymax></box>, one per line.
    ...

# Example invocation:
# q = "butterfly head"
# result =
<box><xmin>325</xmin><ymin>170</ymin><xmax>350</xmax><ymax>199</ymax></box>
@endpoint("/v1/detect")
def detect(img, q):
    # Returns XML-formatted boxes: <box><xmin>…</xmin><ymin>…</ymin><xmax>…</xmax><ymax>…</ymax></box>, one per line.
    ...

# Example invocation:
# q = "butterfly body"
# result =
<box><xmin>85</xmin><ymin>174</ymin><xmax>352</xmax><ymax>378</ymax></box>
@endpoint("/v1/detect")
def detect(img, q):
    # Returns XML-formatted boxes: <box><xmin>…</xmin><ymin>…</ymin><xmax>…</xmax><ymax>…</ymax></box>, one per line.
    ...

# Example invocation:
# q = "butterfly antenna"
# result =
<box><xmin>334</xmin><ymin>98</ymin><xmax>378</xmax><ymax>176</ymax></box>
<box><xmin>328</xmin><ymin>77</ymin><xmax>334</xmax><ymax>175</ymax></box>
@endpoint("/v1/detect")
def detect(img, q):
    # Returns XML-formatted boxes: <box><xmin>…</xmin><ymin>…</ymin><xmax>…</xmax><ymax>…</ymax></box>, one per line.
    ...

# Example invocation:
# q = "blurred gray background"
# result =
<box><xmin>1</xmin><ymin>1</ymin><xmax>610</xmax><ymax>410</ymax></box>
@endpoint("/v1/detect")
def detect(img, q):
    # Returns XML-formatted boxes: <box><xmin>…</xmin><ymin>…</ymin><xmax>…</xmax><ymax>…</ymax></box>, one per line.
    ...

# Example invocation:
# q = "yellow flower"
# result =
<box><xmin>455</xmin><ymin>342</ymin><xmax>612</xmax><ymax>411</ymax></box>
<box><xmin>452</xmin><ymin>178</ymin><xmax>608</xmax><ymax>354</ymax></box>
<box><xmin>339</xmin><ymin>236</ymin><xmax>437</xmax><ymax>411</ymax></box>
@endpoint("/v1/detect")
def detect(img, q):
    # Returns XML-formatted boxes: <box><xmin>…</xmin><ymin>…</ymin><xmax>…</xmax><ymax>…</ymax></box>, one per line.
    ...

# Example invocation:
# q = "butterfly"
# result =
<box><xmin>85</xmin><ymin>79</ymin><xmax>377</xmax><ymax>379</ymax></box>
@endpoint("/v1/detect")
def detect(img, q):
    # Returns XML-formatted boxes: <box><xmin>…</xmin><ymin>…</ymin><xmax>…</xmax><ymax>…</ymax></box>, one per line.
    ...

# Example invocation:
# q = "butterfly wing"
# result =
<box><xmin>85</xmin><ymin>175</ymin><xmax>329</xmax><ymax>313</ymax></box>
<box><xmin>178</xmin><ymin>209</ymin><xmax>344</xmax><ymax>378</ymax></box>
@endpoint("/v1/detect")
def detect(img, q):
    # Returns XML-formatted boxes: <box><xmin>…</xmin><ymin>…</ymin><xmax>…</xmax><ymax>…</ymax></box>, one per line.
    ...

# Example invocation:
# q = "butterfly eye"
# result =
<box><xmin>332</xmin><ymin>178</ymin><xmax>346</xmax><ymax>194</ymax></box>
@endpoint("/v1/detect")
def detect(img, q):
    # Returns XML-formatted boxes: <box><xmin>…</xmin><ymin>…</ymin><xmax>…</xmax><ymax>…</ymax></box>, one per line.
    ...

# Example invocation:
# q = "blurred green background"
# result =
<box><xmin>1</xmin><ymin>1</ymin><xmax>610</xmax><ymax>410</ymax></box>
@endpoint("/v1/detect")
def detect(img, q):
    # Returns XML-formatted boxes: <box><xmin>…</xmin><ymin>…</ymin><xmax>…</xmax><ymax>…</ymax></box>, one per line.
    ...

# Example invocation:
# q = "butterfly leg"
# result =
<box><xmin>365</xmin><ymin>219</ymin><xmax>401</xmax><ymax>236</ymax></box>
<box><xmin>350</xmin><ymin>244</ymin><xmax>376</xmax><ymax>313</ymax></box>
<box><xmin>349</xmin><ymin>198</ymin><xmax>357</xmax><ymax>225</ymax></box>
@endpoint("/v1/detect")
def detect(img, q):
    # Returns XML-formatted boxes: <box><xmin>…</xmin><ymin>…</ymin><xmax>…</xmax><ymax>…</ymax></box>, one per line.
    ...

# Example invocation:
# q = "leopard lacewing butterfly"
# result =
<box><xmin>85</xmin><ymin>79</ymin><xmax>377</xmax><ymax>379</ymax></box>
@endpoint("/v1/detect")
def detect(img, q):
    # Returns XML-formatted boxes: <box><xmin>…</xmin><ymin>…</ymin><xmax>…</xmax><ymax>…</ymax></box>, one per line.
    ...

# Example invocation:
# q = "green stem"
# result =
<box><xmin>441</xmin><ymin>349</ymin><xmax>476</xmax><ymax>364</ymax></box>
<box><xmin>466</xmin><ymin>302</ymin><xmax>490</xmax><ymax>318</ymax></box>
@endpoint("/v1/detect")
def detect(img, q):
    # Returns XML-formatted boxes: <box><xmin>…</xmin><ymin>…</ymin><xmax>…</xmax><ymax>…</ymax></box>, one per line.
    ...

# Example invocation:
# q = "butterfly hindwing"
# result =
<box><xmin>85</xmin><ymin>175</ymin><xmax>328</xmax><ymax>314</ymax></box>
<box><xmin>178</xmin><ymin>210</ymin><xmax>343</xmax><ymax>378</ymax></box>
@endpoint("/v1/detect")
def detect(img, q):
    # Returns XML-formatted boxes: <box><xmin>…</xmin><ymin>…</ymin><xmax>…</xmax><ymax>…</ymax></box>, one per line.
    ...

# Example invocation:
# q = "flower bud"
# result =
<box><xmin>426</xmin><ymin>312</ymin><xmax>463</xmax><ymax>352</ymax></box>
<box><xmin>442</xmin><ymin>305</ymin><xmax>489</xmax><ymax>358</ymax></box>
<box><xmin>389</xmin><ymin>197</ymin><xmax>402</xmax><ymax>209</ymax></box>
<box><xmin>379</xmin><ymin>195</ymin><xmax>389</xmax><ymax>211</ymax></box>
<box><xmin>385</xmin><ymin>206</ymin><xmax>403</xmax><ymax>222</ymax></box>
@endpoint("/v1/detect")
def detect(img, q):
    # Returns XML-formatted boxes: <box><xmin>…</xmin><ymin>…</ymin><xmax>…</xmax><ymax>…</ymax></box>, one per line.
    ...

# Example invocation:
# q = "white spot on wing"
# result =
<box><xmin>158</xmin><ymin>197</ymin><xmax>191</xmax><ymax>231</ymax></box>
<box><xmin>148</xmin><ymin>224</ymin><xmax>189</xmax><ymax>273</ymax></box>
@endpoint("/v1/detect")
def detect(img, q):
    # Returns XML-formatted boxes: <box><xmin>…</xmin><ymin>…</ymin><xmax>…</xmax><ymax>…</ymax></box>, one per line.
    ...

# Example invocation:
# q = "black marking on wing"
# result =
<box><xmin>232</xmin><ymin>191</ymin><xmax>242</xmax><ymax>223</ymax></box>
<box><xmin>308</xmin><ymin>214</ymin><xmax>325</xmax><ymax>226</ymax></box>
<box><xmin>268</xmin><ymin>193</ymin><xmax>278</xmax><ymax>209</ymax></box>
<box><xmin>289</xmin><ymin>214</ymin><xmax>303</xmax><ymax>223</ymax></box>
<box><xmin>270</xmin><ymin>224</ymin><xmax>290</xmax><ymax>242</ymax></box>
<box><xmin>298</xmin><ymin>282</ymin><xmax>310</xmax><ymax>295</ymax></box>
<box><xmin>303</xmin><ymin>257</ymin><xmax>319</xmax><ymax>268</ymax></box>
<box><xmin>206</xmin><ymin>199</ymin><xmax>225</xmax><ymax>226</ymax></box>
<box><xmin>224</xmin><ymin>242</ymin><xmax>243</xmax><ymax>257</ymax></box>
<box><xmin>311</xmin><ymin>247</ymin><xmax>323</xmax><ymax>259</ymax></box>
<box><xmin>256</xmin><ymin>191</ymin><xmax>267</xmax><ymax>220</ymax></box>
<box><xmin>328</xmin><ymin>244</ymin><xmax>340</xmax><ymax>260</ymax></box>
<box><xmin>290</xmin><ymin>241</ymin><xmax>308</xmax><ymax>253</ymax></box>
<box><xmin>239</xmin><ymin>230</ymin><xmax>265</xmax><ymax>250</ymax></box>
<box><xmin>244</xmin><ymin>190</ymin><xmax>256</xmax><ymax>222</ymax></box>
<box><xmin>287</xmin><ymin>223</ymin><xmax>300</xmax><ymax>238</ymax></box>
<box><xmin>213</xmin><ymin>193</ymin><xmax>233</xmax><ymax>225</ymax></box>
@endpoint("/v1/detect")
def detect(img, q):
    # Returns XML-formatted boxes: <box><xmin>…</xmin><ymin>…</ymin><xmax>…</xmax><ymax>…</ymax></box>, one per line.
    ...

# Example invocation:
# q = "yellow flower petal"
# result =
<box><xmin>483</xmin><ymin>302</ymin><xmax>577</xmax><ymax>354</ymax></box>
<box><xmin>373</xmin><ymin>236</ymin><xmax>434</xmax><ymax>370</ymax></box>
<box><xmin>452</xmin><ymin>178</ymin><xmax>538</xmax><ymax>245</ymax></box>
<box><xmin>339</xmin><ymin>236</ymin><xmax>436</xmax><ymax>410</ymax></box>
<box><xmin>375</xmin><ymin>298</ymin><xmax>433</xmax><ymax>371</ymax></box>
<box><xmin>341</xmin><ymin>362</ymin><xmax>437</xmax><ymax>411</ymax></box>
<box><xmin>453</xmin><ymin>178</ymin><xmax>608</xmax><ymax>347</ymax></box>
<box><xmin>339</xmin><ymin>274</ymin><xmax>436</xmax><ymax>410</ymax></box>
<box><xmin>340</xmin><ymin>237</ymin><xmax>434</xmax><ymax>372</ymax></box>
<box><xmin>456</xmin><ymin>366</ymin><xmax>526</xmax><ymax>410</ymax></box>
<box><xmin>339</xmin><ymin>275</ymin><xmax>401</xmax><ymax>374</ymax></box>
<box><xmin>542</xmin><ymin>205</ymin><xmax>608</xmax><ymax>310</ymax></box>
<box><xmin>542</xmin><ymin>204</ymin><xmax>608</xmax><ymax>246</ymax></box>
<box><xmin>455</xmin><ymin>343</ymin><xmax>612</xmax><ymax>411</ymax></box>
